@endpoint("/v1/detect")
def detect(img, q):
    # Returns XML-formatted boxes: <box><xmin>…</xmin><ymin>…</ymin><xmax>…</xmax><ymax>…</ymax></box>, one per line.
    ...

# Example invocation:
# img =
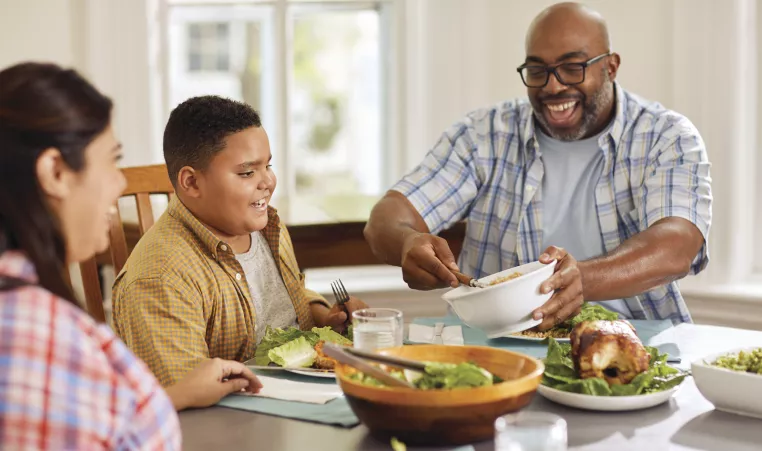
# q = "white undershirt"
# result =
<box><xmin>235</xmin><ymin>231</ymin><xmax>298</xmax><ymax>344</ymax></box>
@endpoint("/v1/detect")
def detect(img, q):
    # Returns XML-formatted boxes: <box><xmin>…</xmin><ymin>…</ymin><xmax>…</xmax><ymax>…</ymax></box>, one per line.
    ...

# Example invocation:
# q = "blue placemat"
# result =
<box><xmin>216</xmin><ymin>372</ymin><xmax>360</xmax><ymax>428</ymax></box>
<box><xmin>412</xmin><ymin>316</ymin><xmax>675</xmax><ymax>359</ymax></box>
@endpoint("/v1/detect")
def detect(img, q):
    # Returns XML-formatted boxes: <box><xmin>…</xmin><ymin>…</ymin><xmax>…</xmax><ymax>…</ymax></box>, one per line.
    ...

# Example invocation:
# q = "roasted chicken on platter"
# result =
<box><xmin>570</xmin><ymin>320</ymin><xmax>650</xmax><ymax>385</ymax></box>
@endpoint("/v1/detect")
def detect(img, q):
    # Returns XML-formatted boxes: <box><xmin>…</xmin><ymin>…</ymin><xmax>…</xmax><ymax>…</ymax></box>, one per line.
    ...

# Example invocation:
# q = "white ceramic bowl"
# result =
<box><xmin>692</xmin><ymin>347</ymin><xmax>762</xmax><ymax>419</ymax></box>
<box><xmin>441</xmin><ymin>260</ymin><xmax>556</xmax><ymax>338</ymax></box>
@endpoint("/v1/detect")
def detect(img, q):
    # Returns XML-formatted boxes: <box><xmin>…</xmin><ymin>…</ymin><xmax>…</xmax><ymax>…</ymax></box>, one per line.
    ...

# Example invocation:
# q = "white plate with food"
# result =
<box><xmin>537</xmin><ymin>320</ymin><xmax>688</xmax><ymax>412</ymax></box>
<box><xmin>507</xmin><ymin>333</ymin><xmax>571</xmax><ymax>343</ymax></box>
<box><xmin>537</xmin><ymin>383</ymin><xmax>681</xmax><ymax>411</ymax></box>
<box><xmin>249</xmin><ymin>325</ymin><xmax>352</xmax><ymax>377</ymax></box>
<box><xmin>692</xmin><ymin>347</ymin><xmax>762</xmax><ymax>419</ymax></box>
<box><xmin>287</xmin><ymin>369</ymin><xmax>336</xmax><ymax>379</ymax></box>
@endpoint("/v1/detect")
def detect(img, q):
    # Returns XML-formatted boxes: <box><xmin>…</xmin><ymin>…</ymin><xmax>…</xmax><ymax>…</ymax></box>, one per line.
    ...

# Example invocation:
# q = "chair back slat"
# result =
<box><xmin>77</xmin><ymin>164</ymin><xmax>174</xmax><ymax>322</ymax></box>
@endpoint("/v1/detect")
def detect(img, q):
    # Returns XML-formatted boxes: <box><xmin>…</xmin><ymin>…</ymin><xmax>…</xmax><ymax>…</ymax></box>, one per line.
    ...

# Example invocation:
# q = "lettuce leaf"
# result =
<box><xmin>254</xmin><ymin>326</ymin><xmax>319</xmax><ymax>365</ymax></box>
<box><xmin>541</xmin><ymin>337</ymin><xmax>686</xmax><ymax>397</ymax></box>
<box><xmin>267</xmin><ymin>336</ymin><xmax>317</xmax><ymax>368</ymax></box>
<box><xmin>566</xmin><ymin>303</ymin><xmax>619</xmax><ymax>327</ymax></box>
<box><xmin>312</xmin><ymin>326</ymin><xmax>353</xmax><ymax>346</ymax></box>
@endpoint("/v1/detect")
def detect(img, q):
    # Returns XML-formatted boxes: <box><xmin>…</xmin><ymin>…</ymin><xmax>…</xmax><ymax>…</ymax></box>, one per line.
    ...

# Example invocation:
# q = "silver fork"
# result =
<box><xmin>330</xmin><ymin>279</ymin><xmax>350</xmax><ymax>316</ymax></box>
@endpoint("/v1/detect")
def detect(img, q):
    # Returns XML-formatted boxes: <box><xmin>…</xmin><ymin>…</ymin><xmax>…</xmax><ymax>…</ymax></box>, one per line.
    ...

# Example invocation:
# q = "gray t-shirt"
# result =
<box><xmin>235</xmin><ymin>232</ymin><xmax>298</xmax><ymax>344</ymax></box>
<box><xmin>537</xmin><ymin>128</ymin><xmax>632</xmax><ymax>319</ymax></box>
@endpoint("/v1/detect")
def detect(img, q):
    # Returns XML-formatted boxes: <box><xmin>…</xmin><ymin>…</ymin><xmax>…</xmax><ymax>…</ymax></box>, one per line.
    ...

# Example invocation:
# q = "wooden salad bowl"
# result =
<box><xmin>334</xmin><ymin>345</ymin><xmax>544</xmax><ymax>446</ymax></box>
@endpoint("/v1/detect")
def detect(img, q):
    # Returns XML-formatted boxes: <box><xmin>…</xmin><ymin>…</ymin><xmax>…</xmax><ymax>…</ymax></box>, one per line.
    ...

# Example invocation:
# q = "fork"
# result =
<box><xmin>330</xmin><ymin>279</ymin><xmax>351</xmax><ymax>317</ymax></box>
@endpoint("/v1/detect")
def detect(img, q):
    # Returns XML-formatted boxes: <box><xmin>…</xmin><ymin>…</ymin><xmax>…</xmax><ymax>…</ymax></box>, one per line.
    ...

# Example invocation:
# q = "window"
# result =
<box><xmin>164</xmin><ymin>0</ymin><xmax>398</xmax><ymax>200</ymax></box>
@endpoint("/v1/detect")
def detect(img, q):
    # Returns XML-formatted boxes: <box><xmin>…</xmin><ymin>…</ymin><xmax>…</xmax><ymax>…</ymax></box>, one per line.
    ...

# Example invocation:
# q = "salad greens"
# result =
<box><xmin>255</xmin><ymin>325</ymin><xmax>352</xmax><ymax>366</ymax></box>
<box><xmin>349</xmin><ymin>361</ymin><xmax>497</xmax><ymax>390</ymax></box>
<box><xmin>390</xmin><ymin>437</ymin><xmax>407</xmax><ymax>451</ymax></box>
<box><xmin>567</xmin><ymin>303</ymin><xmax>619</xmax><ymax>327</ymax></box>
<box><xmin>267</xmin><ymin>336</ymin><xmax>317</xmax><ymax>368</ymax></box>
<box><xmin>712</xmin><ymin>348</ymin><xmax>762</xmax><ymax>374</ymax></box>
<box><xmin>542</xmin><ymin>338</ymin><xmax>686</xmax><ymax>396</ymax></box>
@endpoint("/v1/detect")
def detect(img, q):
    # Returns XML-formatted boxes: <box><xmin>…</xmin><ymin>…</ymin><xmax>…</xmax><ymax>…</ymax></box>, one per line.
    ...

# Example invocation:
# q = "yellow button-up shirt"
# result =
<box><xmin>112</xmin><ymin>197</ymin><xmax>328</xmax><ymax>386</ymax></box>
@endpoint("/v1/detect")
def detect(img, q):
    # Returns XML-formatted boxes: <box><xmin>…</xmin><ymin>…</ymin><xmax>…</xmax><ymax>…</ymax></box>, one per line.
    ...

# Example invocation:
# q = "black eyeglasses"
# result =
<box><xmin>516</xmin><ymin>52</ymin><xmax>611</xmax><ymax>88</ymax></box>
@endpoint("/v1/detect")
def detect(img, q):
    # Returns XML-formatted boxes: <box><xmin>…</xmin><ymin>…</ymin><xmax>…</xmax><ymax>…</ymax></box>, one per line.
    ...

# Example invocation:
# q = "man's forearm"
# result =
<box><xmin>577</xmin><ymin>217</ymin><xmax>704</xmax><ymax>301</ymax></box>
<box><xmin>364</xmin><ymin>191</ymin><xmax>429</xmax><ymax>266</ymax></box>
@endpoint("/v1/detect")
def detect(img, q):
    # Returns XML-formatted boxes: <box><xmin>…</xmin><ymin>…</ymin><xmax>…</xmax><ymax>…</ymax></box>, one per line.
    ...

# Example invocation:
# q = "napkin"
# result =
<box><xmin>408</xmin><ymin>323</ymin><xmax>464</xmax><ymax>345</ymax></box>
<box><xmin>234</xmin><ymin>375</ymin><xmax>343</xmax><ymax>405</ymax></box>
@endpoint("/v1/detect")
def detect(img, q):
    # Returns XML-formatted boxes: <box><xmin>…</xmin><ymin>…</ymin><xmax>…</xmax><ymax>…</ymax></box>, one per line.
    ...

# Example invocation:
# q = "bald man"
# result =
<box><xmin>365</xmin><ymin>2</ymin><xmax>711</xmax><ymax>330</ymax></box>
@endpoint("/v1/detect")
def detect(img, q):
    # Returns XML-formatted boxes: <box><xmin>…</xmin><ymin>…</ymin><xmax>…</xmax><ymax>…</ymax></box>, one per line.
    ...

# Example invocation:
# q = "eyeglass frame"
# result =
<box><xmin>516</xmin><ymin>52</ymin><xmax>612</xmax><ymax>88</ymax></box>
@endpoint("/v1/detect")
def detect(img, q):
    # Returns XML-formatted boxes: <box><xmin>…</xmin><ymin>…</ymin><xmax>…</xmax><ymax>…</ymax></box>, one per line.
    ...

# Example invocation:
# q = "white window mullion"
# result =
<box><xmin>274</xmin><ymin>0</ymin><xmax>295</xmax><ymax>200</ymax></box>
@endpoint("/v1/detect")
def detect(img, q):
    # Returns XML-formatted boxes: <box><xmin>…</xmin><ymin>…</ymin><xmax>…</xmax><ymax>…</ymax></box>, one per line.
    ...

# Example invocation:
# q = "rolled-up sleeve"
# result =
<box><xmin>391</xmin><ymin>121</ymin><xmax>481</xmax><ymax>235</ymax></box>
<box><xmin>642</xmin><ymin>117</ymin><xmax>712</xmax><ymax>274</ymax></box>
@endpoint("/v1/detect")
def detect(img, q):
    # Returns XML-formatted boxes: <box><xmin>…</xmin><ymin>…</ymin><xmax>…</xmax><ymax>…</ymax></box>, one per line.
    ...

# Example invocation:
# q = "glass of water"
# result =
<box><xmin>352</xmin><ymin>308</ymin><xmax>403</xmax><ymax>351</ymax></box>
<box><xmin>494</xmin><ymin>412</ymin><xmax>567</xmax><ymax>451</ymax></box>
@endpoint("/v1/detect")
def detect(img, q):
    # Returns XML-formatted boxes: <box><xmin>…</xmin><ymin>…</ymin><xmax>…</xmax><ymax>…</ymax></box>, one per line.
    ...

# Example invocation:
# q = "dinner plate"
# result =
<box><xmin>506</xmin><ymin>333</ymin><xmax>570</xmax><ymax>343</ymax></box>
<box><xmin>287</xmin><ymin>369</ymin><xmax>336</xmax><ymax>379</ymax></box>
<box><xmin>537</xmin><ymin>382</ymin><xmax>683</xmax><ymax>411</ymax></box>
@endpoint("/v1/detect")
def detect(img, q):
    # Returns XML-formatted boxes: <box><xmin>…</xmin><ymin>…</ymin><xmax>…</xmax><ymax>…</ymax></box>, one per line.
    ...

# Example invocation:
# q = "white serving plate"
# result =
<box><xmin>287</xmin><ymin>369</ymin><xmax>336</xmax><ymax>379</ymax></box>
<box><xmin>506</xmin><ymin>333</ymin><xmax>571</xmax><ymax>343</ymax></box>
<box><xmin>692</xmin><ymin>347</ymin><xmax>762</xmax><ymax>419</ymax></box>
<box><xmin>537</xmin><ymin>383</ymin><xmax>682</xmax><ymax>411</ymax></box>
<box><xmin>442</xmin><ymin>260</ymin><xmax>556</xmax><ymax>337</ymax></box>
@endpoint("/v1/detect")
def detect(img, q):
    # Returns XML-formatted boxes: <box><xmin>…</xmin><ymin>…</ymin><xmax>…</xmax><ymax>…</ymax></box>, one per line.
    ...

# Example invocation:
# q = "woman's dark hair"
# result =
<box><xmin>0</xmin><ymin>62</ymin><xmax>113</xmax><ymax>304</ymax></box>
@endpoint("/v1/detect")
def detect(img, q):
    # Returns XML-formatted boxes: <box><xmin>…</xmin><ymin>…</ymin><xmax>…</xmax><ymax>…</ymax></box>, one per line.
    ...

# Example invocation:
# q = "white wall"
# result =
<box><xmin>0</xmin><ymin>0</ymin><xmax>79</xmax><ymax>68</ymax></box>
<box><xmin>404</xmin><ymin>0</ymin><xmax>676</xmax><ymax>170</ymax></box>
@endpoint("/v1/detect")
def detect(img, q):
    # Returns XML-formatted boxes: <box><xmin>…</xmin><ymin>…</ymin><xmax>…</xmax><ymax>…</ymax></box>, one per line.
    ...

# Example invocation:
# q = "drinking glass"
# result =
<box><xmin>351</xmin><ymin>308</ymin><xmax>403</xmax><ymax>351</ymax></box>
<box><xmin>494</xmin><ymin>412</ymin><xmax>567</xmax><ymax>451</ymax></box>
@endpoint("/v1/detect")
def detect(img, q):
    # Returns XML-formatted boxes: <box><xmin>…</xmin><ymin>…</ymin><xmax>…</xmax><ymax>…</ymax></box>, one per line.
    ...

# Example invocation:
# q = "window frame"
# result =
<box><xmin>159</xmin><ymin>0</ymin><xmax>403</xmax><ymax>200</ymax></box>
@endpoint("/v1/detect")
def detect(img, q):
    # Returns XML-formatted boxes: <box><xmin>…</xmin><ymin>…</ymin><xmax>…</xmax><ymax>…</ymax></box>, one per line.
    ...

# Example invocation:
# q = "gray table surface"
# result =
<box><xmin>180</xmin><ymin>324</ymin><xmax>762</xmax><ymax>451</ymax></box>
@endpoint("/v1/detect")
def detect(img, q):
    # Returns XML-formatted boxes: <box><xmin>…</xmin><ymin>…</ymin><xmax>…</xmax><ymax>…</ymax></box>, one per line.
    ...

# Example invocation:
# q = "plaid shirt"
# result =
<box><xmin>393</xmin><ymin>83</ymin><xmax>712</xmax><ymax>324</ymax></box>
<box><xmin>0</xmin><ymin>251</ymin><xmax>180</xmax><ymax>450</ymax></box>
<box><xmin>112</xmin><ymin>197</ymin><xmax>329</xmax><ymax>386</ymax></box>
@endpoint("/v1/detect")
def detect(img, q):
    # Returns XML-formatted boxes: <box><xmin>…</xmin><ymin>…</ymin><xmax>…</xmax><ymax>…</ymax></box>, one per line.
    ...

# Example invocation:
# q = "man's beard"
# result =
<box><xmin>533</xmin><ymin>71</ymin><xmax>614</xmax><ymax>141</ymax></box>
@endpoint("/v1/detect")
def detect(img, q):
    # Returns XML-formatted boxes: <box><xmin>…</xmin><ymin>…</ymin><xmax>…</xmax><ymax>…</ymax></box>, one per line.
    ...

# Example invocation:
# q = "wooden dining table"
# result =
<box><xmin>179</xmin><ymin>323</ymin><xmax>762</xmax><ymax>451</ymax></box>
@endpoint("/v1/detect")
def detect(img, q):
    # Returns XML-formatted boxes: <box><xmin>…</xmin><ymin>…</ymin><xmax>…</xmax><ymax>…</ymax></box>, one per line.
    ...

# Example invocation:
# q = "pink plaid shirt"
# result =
<box><xmin>0</xmin><ymin>251</ymin><xmax>181</xmax><ymax>450</ymax></box>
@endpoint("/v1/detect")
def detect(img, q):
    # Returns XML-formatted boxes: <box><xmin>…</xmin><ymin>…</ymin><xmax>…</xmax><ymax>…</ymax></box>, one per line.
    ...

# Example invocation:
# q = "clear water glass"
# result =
<box><xmin>494</xmin><ymin>412</ymin><xmax>567</xmax><ymax>451</ymax></box>
<box><xmin>352</xmin><ymin>308</ymin><xmax>403</xmax><ymax>351</ymax></box>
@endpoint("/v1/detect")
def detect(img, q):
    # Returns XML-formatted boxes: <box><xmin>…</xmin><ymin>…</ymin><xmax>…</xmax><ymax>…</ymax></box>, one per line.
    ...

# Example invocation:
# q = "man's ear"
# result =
<box><xmin>177</xmin><ymin>166</ymin><xmax>202</xmax><ymax>199</ymax></box>
<box><xmin>36</xmin><ymin>148</ymin><xmax>74</xmax><ymax>200</ymax></box>
<box><xmin>607</xmin><ymin>52</ymin><xmax>621</xmax><ymax>81</ymax></box>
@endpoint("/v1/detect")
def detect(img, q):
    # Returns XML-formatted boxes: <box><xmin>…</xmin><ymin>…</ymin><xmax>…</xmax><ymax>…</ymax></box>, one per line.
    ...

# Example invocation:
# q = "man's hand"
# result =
<box><xmin>400</xmin><ymin>232</ymin><xmax>459</xmax><ymax>290</ymax></box>
<box><xmin>313</xmin><ymin>296</ymin><xmax>369</xmax><ymax>334</ymax></box>
<box><xmin>532</xmin><ymin>246</ymin><xmax>584</xmax><ymax>331</ymax></box>
<box><xmin>166</xmin><ymin>358</ymin><xmax>263</xmax><ymax>411</ymax></box>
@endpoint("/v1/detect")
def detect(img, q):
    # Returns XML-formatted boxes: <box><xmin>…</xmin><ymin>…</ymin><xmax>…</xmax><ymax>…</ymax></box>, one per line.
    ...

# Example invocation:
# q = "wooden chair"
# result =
<box><xmin>79</xmin><ymin>164</ymin><xmax>174</xmax><ymax>322</ymax></box>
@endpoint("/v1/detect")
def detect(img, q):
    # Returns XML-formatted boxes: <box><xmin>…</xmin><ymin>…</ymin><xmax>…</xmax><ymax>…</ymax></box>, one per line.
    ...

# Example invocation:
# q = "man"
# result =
<box><xmin>364</xmin><ymin>2</ymin><xmax>711</xmax><ymax>331</ymax></box>
<box><xmin>113</xmin><ymin>96</ymin><xmax>366</xmax><ymax>386</ymax></box>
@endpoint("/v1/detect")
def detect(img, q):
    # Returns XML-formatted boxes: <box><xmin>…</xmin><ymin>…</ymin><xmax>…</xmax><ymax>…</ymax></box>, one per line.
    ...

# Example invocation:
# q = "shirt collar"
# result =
<box><xmin>167</xmin><ymin>196</ymin><xmax>281</xmax><ymax>260</ymax></box>
<box><xmin>522</xmin><ymin>81</ymin><xmax>628</xmax><ymax>154</ymax></box>
<box><xmin>0</xmin><ymin>250</ymin><xmax>39</xmax><ymax>283</ymax></box>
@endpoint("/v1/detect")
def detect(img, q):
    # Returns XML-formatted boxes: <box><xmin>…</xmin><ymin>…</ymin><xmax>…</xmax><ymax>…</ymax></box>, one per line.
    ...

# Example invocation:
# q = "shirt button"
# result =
<box><xmin>220</xmin><ymin>244</ymin><xmax>228</xmax><ymax>252</ymax></box>
<box><xmin>235</xmin><ymin>273</ymin><xmax>242</xmax><ymax>281</ymax></box>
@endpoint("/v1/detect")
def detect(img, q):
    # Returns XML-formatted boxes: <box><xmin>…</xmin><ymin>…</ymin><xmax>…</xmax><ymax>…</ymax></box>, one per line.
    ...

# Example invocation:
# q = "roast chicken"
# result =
<box><xmin>570</xmin><ymin>320</ymin><xmax>651</xmax><ymax>385</ymax></box>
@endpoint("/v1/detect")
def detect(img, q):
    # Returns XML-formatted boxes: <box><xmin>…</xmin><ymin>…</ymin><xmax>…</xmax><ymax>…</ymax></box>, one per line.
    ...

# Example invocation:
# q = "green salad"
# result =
<box><xmin>711</xmin><ymin>348</ymin><xmax>762</xmax><ymax>374</ymax></box>
<box><xmin>515</xmin><ymin>303</ymin><xmax>618</xmax><ymax>339</ymax></box>
<box><xmin>254</xmin><ymin>325</ymin><xmax>352</xmax><ymax>367</ymax></box>
<box><xmin>349</xmin><ymin>361</ymin><xmax>500</xmax><ymax>390</ymax></box>
<box><xmin>542</xmin><ymin>338</ymin><xmax>687</xmax><ymax>396</ymax></box>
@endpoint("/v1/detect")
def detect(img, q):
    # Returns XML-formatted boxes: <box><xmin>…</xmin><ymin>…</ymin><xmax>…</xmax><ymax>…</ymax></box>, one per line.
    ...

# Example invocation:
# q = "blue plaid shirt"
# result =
<box><xmin>392</xmin><ymin>83</ymin><xmax>712</xmax><ymax>324</ymax></box>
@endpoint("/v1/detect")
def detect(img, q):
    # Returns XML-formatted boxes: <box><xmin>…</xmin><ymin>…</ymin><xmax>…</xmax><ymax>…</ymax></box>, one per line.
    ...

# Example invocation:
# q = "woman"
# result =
<box><xmin>0</xmin><ymin>62</ymin><xmax>262</xmax><ymax>450</ymax></box>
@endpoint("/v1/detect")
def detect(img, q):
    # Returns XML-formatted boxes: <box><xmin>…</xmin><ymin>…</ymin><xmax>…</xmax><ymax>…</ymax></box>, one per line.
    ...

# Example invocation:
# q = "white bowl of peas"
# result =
<box><xmin>692</xmin><ymin>347</ymin><xmax>762</xmax><ymax>419</ymax></box>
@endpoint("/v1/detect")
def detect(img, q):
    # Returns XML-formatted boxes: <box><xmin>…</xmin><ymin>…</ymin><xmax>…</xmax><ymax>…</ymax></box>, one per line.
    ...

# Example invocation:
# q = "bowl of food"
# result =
<box><xmin>441</xmin><ymin>260</ymin><xmax>556</xmax><ymax>337</ymax></box>
<box><xmin>334</xmin><ymin>345</ymin><xmax>544</xmax><ymax>446</ymax></box>
<box><xmin>537</xmin><ymin>320</ymin><xmax>688</xmax><ymax>411</ymax></box>
<box><xmin>692</xmin><ymin>347</ymin><xmax>762</xmax><ymax>419</ymax></box>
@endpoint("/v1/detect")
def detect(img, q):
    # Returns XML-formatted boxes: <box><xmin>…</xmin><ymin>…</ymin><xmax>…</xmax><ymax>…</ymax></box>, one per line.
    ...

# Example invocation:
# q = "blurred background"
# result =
<box><xmin>1</xmin><ymin>0</ymin><xmax>760</xmax><ymax>329</ymax></box>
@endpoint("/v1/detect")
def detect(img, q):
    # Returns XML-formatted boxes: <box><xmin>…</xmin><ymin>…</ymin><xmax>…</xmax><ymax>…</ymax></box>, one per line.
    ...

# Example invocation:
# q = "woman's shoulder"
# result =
<box><xmin>0</xmin><ymin>285</ymin><xmax>180</xmax><ymax>449</ymax></box>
